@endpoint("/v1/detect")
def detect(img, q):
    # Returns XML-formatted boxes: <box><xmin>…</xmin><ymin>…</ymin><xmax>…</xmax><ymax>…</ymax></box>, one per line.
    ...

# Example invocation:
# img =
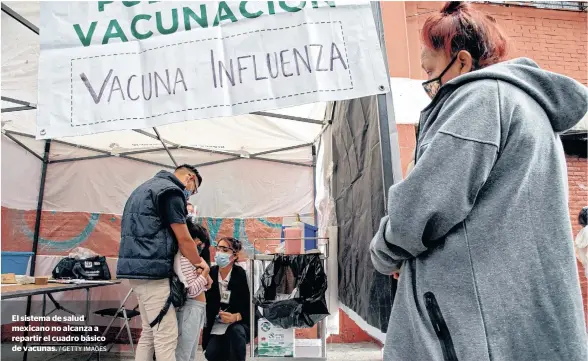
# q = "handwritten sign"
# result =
<box><xmin>37</xmin><ymin>1</ymin><xmax>389</xmax><ymax>139</ymax></box>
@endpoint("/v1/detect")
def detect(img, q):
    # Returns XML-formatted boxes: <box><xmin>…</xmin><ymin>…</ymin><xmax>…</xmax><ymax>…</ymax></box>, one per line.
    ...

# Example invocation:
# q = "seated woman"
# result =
<box><xmin>203</xmin><ymin>237</ymin><xmax>250</xmax><ymax>361</ymax></box>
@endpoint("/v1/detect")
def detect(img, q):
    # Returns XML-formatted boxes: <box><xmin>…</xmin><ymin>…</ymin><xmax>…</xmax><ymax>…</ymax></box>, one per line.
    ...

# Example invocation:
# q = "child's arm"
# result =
<box><xmin>191</xmin><ymin>274</ymin><xmax>208</xmax><ymax>296</ymax></box>
<box><xmin>180</xmin><ymin>256</ymin><xmax>208</xmax><ymax>297</ymax></box>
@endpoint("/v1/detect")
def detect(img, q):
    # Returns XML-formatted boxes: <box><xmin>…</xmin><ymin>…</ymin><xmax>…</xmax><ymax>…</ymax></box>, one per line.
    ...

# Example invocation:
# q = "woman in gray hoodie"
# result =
<box><xmin>370</xmin><ymin>2</ymin><xmax>588</xmax><ymax>361</ymax></box>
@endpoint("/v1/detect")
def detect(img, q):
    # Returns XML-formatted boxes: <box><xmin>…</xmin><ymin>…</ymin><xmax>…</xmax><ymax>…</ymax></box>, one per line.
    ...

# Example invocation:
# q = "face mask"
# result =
<box><xmin>183</xmin><ymin>189</ymin><xmax>192</xmax><ymax>201</ymax></box>
<box><xmin>422</xmin><ymin>55</ymin><xmax>459</xmax><ymax>99</ymax></box>
<box><xmin>197</xmin><ymin>244</ymin><xmax>203</xmax><ymax>254</ymax></box>
<box><xmin>215</xmin><ymin>252</ymin><xmax>231</xmax><ymax>268</ymax></box>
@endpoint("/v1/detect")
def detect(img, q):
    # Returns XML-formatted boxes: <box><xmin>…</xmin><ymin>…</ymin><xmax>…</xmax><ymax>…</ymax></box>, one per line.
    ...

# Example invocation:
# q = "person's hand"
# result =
<box><xmin>198</xmin><ymin>259</ymin><xmax>209</xmax><ymax>270</ymax></box>
<box><xmin>206</xmin><ymin>275</ymin><xmax>213</xmax><ymax>290</ymax></box>
<box><xmin>198</xmin><ymin>260</ymin><xmax>210</xmax><ymax>275</ymax></box>
<box><xmin>392</xmin><ymin>263</ymin><xmax>403</xmax><ymax>280</ymax></box>
<box><xmin>219</xmin><ymin>311</ymin><xmax>239</xmax><ymax>324</ymax></box>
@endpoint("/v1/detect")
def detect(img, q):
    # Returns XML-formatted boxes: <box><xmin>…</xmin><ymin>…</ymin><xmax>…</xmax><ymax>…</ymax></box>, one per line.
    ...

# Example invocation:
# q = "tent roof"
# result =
<box><xmin>1</xmin><ymin>1</ymin><xmax>327</xmax><ymax>166</ymax></box>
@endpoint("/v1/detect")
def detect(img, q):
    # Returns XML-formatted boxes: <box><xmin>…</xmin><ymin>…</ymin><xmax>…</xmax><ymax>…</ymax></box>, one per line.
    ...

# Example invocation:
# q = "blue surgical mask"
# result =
<box><xmin>183</xmin><ymin>189</ymin><xmax>192</xmax><ymax>200</ymax></box>
<box><xmin>215</xmin><ymin>252</ymin><xmax>231</xmax><ymax>268</ymax></box>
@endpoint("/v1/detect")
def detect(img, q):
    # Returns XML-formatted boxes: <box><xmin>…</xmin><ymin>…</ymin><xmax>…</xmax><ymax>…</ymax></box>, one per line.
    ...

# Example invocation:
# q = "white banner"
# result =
<box><xmin>37</xmin><ymin>1</ymin><xmax>390</xmax><ymax>139</ymax></box>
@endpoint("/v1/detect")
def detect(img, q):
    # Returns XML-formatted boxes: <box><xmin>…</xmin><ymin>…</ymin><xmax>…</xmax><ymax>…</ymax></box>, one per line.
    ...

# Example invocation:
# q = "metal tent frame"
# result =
<box><xmin>2</xmin><ymin>3</ymin><xmax>401</xmax><ymax>360</ymax></box>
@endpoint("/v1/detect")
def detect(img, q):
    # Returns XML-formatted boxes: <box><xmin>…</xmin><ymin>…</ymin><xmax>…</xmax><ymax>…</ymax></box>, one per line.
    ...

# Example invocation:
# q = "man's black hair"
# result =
<box><xmin>175</xmin><ymin>164</ymin><xmax>202</xmax><ymax>187</ymax></box>
<box><xmin>580</xmin><ymin>206</ymin><xmax>588</xmax><ymax>227</ymax></box>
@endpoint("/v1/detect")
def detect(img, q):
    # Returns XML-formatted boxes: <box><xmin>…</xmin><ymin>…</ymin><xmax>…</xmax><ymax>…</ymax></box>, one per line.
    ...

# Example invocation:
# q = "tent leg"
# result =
<box><xmin>30</xmin><ymin>140</ymin><xmax>51</xmax><ymax>276</ymax></box>
<box><xmin>372</xmin><ymin>1</ymin><xmax>403</xmax><ymax>199</ymax></box>
<box><xmin>22</xmin><ymin>140</ymin><xmax>51</xmax><ymax>361</ymax></box>
<box><xmin>312</xmin><ymin>145</ymin><xmax>318</xmax><ymax>227</ymax></box>
<box><xmin>312</xmin><ymin>144</ymin><xmax>328</xmax><ymax>357</ymax></box>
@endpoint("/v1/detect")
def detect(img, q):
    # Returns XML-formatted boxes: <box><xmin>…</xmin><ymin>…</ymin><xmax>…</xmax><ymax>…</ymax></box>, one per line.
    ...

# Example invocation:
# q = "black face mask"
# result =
<box><xmin>422</xmin><ymin>55</ymin><xmax>459</xmax><ymax>99</ymax></box>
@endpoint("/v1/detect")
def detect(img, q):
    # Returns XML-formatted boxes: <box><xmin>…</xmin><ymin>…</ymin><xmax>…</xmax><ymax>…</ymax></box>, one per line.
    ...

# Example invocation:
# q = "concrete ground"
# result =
<box><xmin>1</xmin><ymin>343</ymin><xmax>382</xmax><ymax>361</ymax></box>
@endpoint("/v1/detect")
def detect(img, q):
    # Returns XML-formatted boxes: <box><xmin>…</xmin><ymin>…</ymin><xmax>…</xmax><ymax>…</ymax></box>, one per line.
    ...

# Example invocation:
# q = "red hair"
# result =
<box><xmin>422</xmin><ymin>1</ymin><xmax>508</xmax><ymax>68</ymax></box>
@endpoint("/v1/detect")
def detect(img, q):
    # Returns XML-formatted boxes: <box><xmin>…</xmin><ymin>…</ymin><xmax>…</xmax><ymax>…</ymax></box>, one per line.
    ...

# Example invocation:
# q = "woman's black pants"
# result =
<box><xmin>204</xmin><ymin>323</ymin><xmax>250</xmax><ymax>361</ymax></box>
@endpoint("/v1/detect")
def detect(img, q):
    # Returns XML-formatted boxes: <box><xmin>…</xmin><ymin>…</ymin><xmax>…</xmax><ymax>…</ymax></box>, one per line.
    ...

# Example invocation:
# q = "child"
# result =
<box><xmin>174</xmin><ymin>219</ymin><xmax>213</xmax><ymax>361</ymax></box>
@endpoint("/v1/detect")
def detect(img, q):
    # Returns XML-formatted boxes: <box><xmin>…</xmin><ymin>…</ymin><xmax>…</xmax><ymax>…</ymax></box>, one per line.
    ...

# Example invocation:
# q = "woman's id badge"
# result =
<box><xmin>220</xmin><ymin>290</ymin><xmax>231</xmax><ymax>304</ymax></box>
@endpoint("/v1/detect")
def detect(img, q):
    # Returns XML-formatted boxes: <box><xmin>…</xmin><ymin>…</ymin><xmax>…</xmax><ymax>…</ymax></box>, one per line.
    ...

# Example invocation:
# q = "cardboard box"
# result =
<box><xmin>35</xmin><ymin>276</ymin><xmax>49</xmax><ymax>285</ymax></box>
<box><xmin>257</xmin><ymin>318</ymin><xmax>295</xmax><ymax>357</ymax></box>
<box><xmin>1</xmin><ymin>273</ymin><xmax>16</xmax><ymax>284</ymax></box>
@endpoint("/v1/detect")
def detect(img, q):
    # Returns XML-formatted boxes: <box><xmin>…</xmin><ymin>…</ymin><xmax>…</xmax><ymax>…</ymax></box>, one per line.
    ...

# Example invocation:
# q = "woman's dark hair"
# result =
<box><xmin>580</xmin><ymin>207</ymin><xmax>588</xmax><ymax>227</ymax></box>
<box><xmin>218</xmin><ymin>237</ymin><xmax>242</xmax><ymax>262</ymax></box>
<box><xmin>186</xmin><ymin>218</ymin><xmax>211</xmax><ymax>265</ymax></box>
<box><xmin>422</xmin><ymin>1</ymin><xmax>508</xmax><ymax>69</ymax></box>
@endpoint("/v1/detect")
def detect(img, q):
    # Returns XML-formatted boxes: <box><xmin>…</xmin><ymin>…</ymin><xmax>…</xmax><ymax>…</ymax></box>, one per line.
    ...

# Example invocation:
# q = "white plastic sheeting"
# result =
<box><xmin>1</xmin><ymin>137</ymin><xmax>42</xmax><ymax>211</ymax></box>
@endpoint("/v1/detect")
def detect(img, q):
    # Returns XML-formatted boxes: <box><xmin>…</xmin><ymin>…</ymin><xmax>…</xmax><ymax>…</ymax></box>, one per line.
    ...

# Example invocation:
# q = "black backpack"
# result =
<box><xmin>149</xmin><ymin>274</ymin><xmax>187</xmax><ymax>328</ymax></box>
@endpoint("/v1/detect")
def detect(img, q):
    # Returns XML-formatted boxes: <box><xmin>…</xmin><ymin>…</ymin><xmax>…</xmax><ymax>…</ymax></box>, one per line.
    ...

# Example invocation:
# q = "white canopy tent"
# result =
<box><xmin>1</xmin><ymin>1</ymin><xmax>405</xmax><ymax>347</ymax></box>
<box><xmin>1</xmin><ymin>0</ymin><xmax>328</xmax><ymax>219</ymax></box>
<box><xmin>1</xmin><ymin>0</ymin><xmax>336</xmax><ymax>337</ymax></box>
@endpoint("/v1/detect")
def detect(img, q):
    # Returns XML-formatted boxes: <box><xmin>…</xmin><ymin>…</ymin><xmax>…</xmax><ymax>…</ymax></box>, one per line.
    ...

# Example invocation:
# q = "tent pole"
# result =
<box><xmin>2</xmin><ymin>132</ymin><xmax>43</xmax><ymax>161</ymax></box>
<box><xmin>49</xmin><ymin>154</ymin><xmax>113</xmax><ymax>164</ymax></box>
<box><xmin>194</xmin><ymin>143</ymin><xmax>316</xmax><ymax>168</ymax></box>
<box><xmin>250</xmin><ymin>111</ymin><xmax>324</xmax><ymax>125</ymax></box>
<box><xmin>23</xmin><ymin>139</ymin><xmax>50</xmax><ymax>361</ymax></box>
<box><xmin>30</xmin><ymin>140</ymin><xmax>51</xmax><ymax>276</ymax></box>
<box><xmin>312</xmin><ymin>145</ymin><xmax>318</xmax><ymax>227</ymax></box>
<box><xmin>1</xmin><ymin>3</ymin><xmax>39</xmax><ymax>35</ymax></box>
<box><xmin>119</xmin><ymin>155</ymin><xmax>175</xmax><ymax>169</ymax></box>
<box><xmin>133</xmin><ymin>129</ymin><xmax>242</xmax><ymax>157</ymax></box>
<box><xmin>133</xmin><ymin>129</ymin><xmax>181</xmax><ymax>147</ymax></box>
<box><xmin>371</xmin><ymin>1</ymin><xmax>403</xmax><ymax>202</ymax></box>
<box><xmin>1</xmin><ymin>106</ymin><xmax>35</xmax><ymax>113</ymax></box>
<box><xmin>312</xmin><ymin>143</ymin><xmax>328</xmax><ymax>357</ymax></box>
<box><xmin>1</xmin><ymin>96</ymin><xmax>36</xmax><ymax>107</ymax></box>
<box><xmin>250</xmin><ymin>142</ymin><xmax>313</xmax><ymax>157</ymax></box>
<box><xmin>153</xmin><ymin>127</ymin><xmax>178</xmax><ymax>167</ymax></box>
<box><xmin>121</xmin><ymin>146</ymin><xmax>180</xmax><ymax>156</ymax></box>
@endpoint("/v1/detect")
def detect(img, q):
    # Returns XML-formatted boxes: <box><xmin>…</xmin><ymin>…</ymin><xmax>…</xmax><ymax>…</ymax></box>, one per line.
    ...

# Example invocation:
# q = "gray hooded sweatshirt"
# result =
<box><xmin>370</xmin><ymin>58</ymin><xmax>588</xmax><ymax>361</ymax></box>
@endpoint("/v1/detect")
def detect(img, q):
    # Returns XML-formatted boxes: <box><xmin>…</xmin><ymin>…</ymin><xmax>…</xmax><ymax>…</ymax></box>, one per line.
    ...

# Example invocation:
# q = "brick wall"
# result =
<box><xmin>567</xmin><ymin>155</ymin><xmax>588</xmax><ymax>321</ymax></box>
<box><xmin>568</xmin><ymin>156</ymin><xmax>588</xmax><ymax>237</ymax></box>
<box><xmin>382</xmin><ymin>1</ymin><xmax>588</xmax><ymax>322</ymax></box>
<box><xmin>395</xmin><ymin>2</ymin><xmax>588</xmax><ymax>82</ymax></box>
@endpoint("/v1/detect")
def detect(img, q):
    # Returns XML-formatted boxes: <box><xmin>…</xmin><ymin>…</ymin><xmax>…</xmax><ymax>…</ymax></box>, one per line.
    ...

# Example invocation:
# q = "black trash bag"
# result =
<box><xmin>254</xmin><ymin>254</ymin><xmax>329</xmax><ymax>329</ymax></box>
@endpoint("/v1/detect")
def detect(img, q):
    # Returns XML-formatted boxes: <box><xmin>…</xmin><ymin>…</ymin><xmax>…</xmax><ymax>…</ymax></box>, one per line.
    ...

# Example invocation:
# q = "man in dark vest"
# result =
<box><xmin>117</xmin><ymin>164</ymin><xmax>207</xmax><ymax>361</ymax></box>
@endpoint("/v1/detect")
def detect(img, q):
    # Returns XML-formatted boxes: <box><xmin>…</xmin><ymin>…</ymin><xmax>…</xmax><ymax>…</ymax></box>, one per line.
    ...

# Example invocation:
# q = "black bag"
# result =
<box><xmin>254</xmin><ymin>254</ymin><xmax>329</xmax><ymax>329</ymax></box>
<box><xmin>149</xmin><ymin>274</ymin><xmax>187</xmax><ymax>328</ymax></box>
<box><xmin>52</xmin><ymin>256</ymin><xmax>111</xmax><ymax>280</ymax></box>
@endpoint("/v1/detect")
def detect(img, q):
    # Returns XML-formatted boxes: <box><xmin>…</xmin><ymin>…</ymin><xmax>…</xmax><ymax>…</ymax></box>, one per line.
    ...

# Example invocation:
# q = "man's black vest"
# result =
<box><xmin>117</xmin><ymin>171</ymin><xmax>187</xmax><ymax>279</ymax></box>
